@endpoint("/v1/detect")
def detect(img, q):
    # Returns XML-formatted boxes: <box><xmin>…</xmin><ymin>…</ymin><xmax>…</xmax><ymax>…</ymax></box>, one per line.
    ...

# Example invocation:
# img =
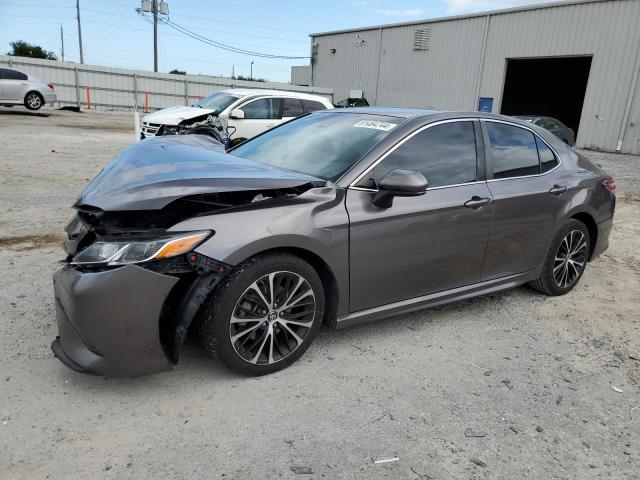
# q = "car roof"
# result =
<box><xmin>330</xmin><ymin>106</ymin><xmax>442</xmax><ymax>118</ymax></box>
<box><xmin>222</xmin><ymin>88</ymin><xmax>330</xmax><ymax>102</ymax></box>
<box><xmin>322</xmin><ymin>107</ymin><xmax>538</xmax><ymax>126</ymax></box>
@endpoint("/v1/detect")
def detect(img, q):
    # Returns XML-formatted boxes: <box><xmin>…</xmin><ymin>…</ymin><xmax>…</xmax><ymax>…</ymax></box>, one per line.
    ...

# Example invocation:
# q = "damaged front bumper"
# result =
<box><xmin>52</xmin><ymin>264</ymin><xmax>178</xmax><ymax>376</ymax></box>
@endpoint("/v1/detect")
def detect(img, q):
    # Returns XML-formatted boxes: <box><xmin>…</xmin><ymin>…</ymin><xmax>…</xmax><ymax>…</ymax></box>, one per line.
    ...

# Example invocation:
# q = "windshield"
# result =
<box><xmin>231</xmin><ymin>112</ymin><xmax>402</xmax><ymax>181</ymax></box>
<box><xmin>193</xmin><ymin>92</ymin><xmax>240</xmax><ymax>112</ymax></box>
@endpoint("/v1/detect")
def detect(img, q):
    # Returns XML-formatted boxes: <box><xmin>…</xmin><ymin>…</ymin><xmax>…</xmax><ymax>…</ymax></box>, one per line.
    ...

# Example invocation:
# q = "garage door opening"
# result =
<box><xmin>500</xmin><ymin>56</ymin><xmax>592</xmax><ymax>136</ymax></box>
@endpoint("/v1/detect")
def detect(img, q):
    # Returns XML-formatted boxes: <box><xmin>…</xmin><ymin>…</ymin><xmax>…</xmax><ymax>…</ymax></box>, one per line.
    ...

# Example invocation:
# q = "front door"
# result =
<box><xmin>347</xmin><ymin>120</ymin><xmax>493</xmax><ymax>312</ymax></box>
<box><xmin>228</xmin><ymin>97</ymin><xmax>282</xmax><ymax>140</ymax></box>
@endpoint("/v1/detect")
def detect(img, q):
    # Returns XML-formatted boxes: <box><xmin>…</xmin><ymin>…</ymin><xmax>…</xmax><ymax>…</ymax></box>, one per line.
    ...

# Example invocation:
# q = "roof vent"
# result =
<box><xmin>413</xmin><ymin>28</ymin><xmax>431</xmax><ymax>50</ymax></box>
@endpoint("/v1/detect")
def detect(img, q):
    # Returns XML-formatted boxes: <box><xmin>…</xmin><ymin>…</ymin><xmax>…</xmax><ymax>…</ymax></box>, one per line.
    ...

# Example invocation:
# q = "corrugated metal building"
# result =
<box><xmin>309</xmin><ymin>0</ymin><xmax>640</xmax><ymax>153</ymax></box>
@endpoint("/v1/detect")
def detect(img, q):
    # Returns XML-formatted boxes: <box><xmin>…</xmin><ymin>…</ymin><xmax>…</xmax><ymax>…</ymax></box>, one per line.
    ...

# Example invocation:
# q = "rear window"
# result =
<box><xmin>485</xmin><ymin>122</ymin><xmax>558</xmax><ymax>178</ymax></box>
<box><xmin>302</xmin><ymin>100</ymin><xmax>326</xmax><ymax>113</ymax></box>
<box><xmin>282</xmin><ymin>98</ymin><xmax>304</xmax><ymax>117</ymax></box>
<box><xmin>486</xmin><ymin>122</ymin><xmax>540</xmax><ymax>178</ymax></box>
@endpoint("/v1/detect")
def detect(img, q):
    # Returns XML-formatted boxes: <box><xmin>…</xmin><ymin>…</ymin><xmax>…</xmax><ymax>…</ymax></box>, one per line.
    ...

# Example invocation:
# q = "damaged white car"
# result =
<box><xmin>141</xmin><ymin>88</ymin><xmax>333</xmax><ymax>144</ymax></box>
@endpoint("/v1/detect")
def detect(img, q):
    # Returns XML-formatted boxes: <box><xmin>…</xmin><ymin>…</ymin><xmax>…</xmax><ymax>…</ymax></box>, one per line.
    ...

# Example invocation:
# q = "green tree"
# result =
<box><xmin>231</xmin><ymin>74</ymin><xmax>266</xmax><ymax>82</ymax></box>
<box><xmin>7</xmin><ymin>40</ymin><xmax>57</xmax><ymax>60</ymax></box>
<box><xmin>169</xmin><ymin>69</ymin><xmax>186</xmax><ymax>75</ymax></box>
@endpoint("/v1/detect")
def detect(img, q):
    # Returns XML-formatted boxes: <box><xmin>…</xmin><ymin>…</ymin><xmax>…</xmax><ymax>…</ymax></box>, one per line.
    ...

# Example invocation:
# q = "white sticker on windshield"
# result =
<box><xmin>353</xmin><ymin>120</ymin><xmax>397</xmax><ymax>131</ymax></box>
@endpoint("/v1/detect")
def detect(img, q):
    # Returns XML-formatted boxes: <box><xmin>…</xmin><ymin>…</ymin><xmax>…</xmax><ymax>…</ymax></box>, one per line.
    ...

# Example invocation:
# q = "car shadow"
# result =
<box><xmin>53</xmin><ymin>285</ymin><xmax>540</xmax><ymax>387</ymax></box>
<box><xmin>0</xmin><ymin>107</ymin><xmax>51</xmax><ymax>118</ymax></box>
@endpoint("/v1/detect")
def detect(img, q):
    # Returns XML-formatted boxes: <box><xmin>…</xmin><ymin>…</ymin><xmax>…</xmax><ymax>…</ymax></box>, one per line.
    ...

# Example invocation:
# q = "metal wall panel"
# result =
<box><xmin>312</xmin><ymin>30</ymin><xmax>382</xmax><ymax>104</ymax></box>
<box><xmin>375</xmin><ymin>18</ymin><xmax>486</xmax><ymax>110</ymax></box>
<box><xmin>479</xmin><ymin>0</ymin><xmax>640</xmax><ymax>150</ymax></box>
<box><xmin>291</xmin><ymin>65</ymin><xmax>312</xmax><ymax>86</ymax></box>
<box><xmin>0</xmin><ymin>55</ymin><xmax>333</xmax><ymax>112</ymax></box>
<box><xmin>311</xmin><ymin>0</ymin><xmax>640</xmax><ymax>152</ymax></box>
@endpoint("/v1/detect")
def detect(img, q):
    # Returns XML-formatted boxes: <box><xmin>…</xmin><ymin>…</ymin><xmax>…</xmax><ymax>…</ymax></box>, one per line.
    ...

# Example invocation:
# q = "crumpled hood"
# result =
<box><xmin>142</xmin><ymin>105</ymin><xmax>215</xmax><ymax>125</ymax></box>
<box><xmin>76</xmin><ymin>134</ymin><xmax>322</xmax><ymax>211</ymax></box>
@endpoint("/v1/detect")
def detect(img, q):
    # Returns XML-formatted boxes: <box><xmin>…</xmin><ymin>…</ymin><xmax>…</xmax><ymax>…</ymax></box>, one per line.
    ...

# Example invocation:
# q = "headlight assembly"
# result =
<box><xmin>71</xmin><ymin>231</ymin><xmax>210</xmax><ymax>266</ymax></box>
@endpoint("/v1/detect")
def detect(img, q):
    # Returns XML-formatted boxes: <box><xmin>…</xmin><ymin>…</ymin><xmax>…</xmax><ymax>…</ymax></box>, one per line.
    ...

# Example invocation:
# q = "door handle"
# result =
<box><xmin>464</xmin><ymin>196</ymin><xmax>491</xmax><ymax>209</ymax></box>
<box><xmin>549</xmin><ymin>185</ymin><xmax>568</xmax><ymax>196</ymax></box>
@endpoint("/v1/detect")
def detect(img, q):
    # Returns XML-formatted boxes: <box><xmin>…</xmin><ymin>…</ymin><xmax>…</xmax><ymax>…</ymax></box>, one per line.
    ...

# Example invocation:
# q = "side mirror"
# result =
<box><xmin>372</xmin><ymin>169</ymin><xmax>428</xmax><ymax>208</ymax></box>
<box><xmin>230</xmin><ymin>108</ymin><xmax>245</xmax><ymax>120</ymax></box>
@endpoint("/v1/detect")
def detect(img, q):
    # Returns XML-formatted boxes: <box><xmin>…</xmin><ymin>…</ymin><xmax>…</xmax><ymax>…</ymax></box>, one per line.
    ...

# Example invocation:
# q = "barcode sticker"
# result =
<box><xmin>353</xmin><ymin>120</ymin><xmax>397</xmax><ymax>131</ymax></box>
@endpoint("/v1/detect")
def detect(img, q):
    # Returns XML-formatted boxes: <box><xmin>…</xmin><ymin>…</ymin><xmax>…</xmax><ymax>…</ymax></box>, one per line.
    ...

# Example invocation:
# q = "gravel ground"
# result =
<box><xmin>1</xmin><ymin>107</ymin><xmax>639</xmax><ymax>479</ymax></box>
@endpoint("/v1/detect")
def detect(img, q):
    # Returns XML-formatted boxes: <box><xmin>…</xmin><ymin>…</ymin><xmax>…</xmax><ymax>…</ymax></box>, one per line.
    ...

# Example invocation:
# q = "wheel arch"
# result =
<box><xmin>569</xmin><ymin>211</ymin><xmax>598</xmax><ymax>260</ymax></box>
<box><xmin>24</xmin><ymin>90</ymin><xmax>44</xmax><ymax>107</ymax></box>
<box><xmin>234</xmin><ymin>246</ymin><xmax>340</xmax><ymax>328</ymax></box>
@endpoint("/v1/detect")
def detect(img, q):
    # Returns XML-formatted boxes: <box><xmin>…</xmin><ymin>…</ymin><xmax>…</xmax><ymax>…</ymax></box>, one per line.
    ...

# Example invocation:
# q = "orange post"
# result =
<box><xmin>144</xmin><ymin>92</ymin><xmax>149</xmax><ymax>113</ymax></box>
<box><xmin>85</xmin><ymin>86</ymin><xmax>91</xmax><ymax>109</ymax></box>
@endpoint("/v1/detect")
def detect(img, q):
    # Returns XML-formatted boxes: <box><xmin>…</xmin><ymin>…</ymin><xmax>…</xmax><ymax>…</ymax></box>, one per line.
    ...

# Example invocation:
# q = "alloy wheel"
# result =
<box><xmin>27</xmin><ymin>93</ymin><xmax>41</xmax><ymax>109</ymax></box>
<box><xmin>553</xmin><ymin>230</ymin><xmax>587</xmax><ymax>288</ymax></box>
<box><xmin>229</xmin><ymin>271</ymin><xmax>316</xmax><ymax>365</ymax></box>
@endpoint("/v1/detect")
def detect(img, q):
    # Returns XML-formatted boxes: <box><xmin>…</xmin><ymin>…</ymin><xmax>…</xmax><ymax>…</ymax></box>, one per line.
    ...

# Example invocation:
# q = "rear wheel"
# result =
<box><xmin>198</xmin><ymin>253</ymin><xmax>325</xmax><ymax>376</ymax></box>
<box><xmin>529</xmin><ymin>219</ymin><xmax>590</xmax><ymax>295</ymax></box>
<box><xmin>24</xmin><ymin>91</ymin><xmax>43</xmax><ymax>110</ymax></box>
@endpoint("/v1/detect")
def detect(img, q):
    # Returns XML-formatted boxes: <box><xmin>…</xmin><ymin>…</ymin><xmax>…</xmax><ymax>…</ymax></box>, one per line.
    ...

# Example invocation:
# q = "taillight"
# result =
<box><xmin>47</xmin><ymin>83</ymin><xmax>54</xmax><ymax>90</ymax></box>
<box><xmin>602</xmin><ymin>178</ymin><xmax>616</xmax><ymax>191</ymax></box>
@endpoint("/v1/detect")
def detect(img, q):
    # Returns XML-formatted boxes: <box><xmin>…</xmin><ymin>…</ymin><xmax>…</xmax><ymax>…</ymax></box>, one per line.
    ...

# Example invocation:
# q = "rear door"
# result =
<box><xmin>347</xmin><ymin>120</ymin><xmax>493</xmax><ymax>312</ymax></box>
<box><xmin>229</xmin><ymin>97</ymin><xmax>282</xmax><ymax>139</ymax></box>
<box><xmin>480</xmin><ymin>120</ymin><xmax>568</xmax><ymax>280</ymax></box>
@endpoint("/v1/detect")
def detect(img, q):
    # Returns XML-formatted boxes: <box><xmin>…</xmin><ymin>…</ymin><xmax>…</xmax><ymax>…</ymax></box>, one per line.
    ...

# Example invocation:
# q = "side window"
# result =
<box><xmin>302</xmin><ymin>100</ymin><xmax>326</xmax><ymax>113</ymax></box>
<box><xmin>537</xmin><ymin>137</ymin><xmax>558</xmax><ymax>173</ymax></box>
<box><xmin>545</xmin><ymin>118</ymin><xmax>562</xmax><ymax>130</ymax></box>
<box><xmin>0</xmin><ymin>68</ymin><xmax>26</xmax><ymax>80</ymax></box>
<box><xmin>486</xmin><ymin>122</ymin><xmax>540</xmax><ymax>179</ymax></box>
<box><xmin>241</xmin><ymin>98</ymin><xmax>281</xmax><ymax>119</ymax></box>
<box><xmin>282</xmin><ymin>98</ymin><xmax>304</xmax><ymax>117</ymax></box>
<box><xmin>357</xmin><ymin>121</ymin><xmax>477</xmax><ymax>189</ymax></box>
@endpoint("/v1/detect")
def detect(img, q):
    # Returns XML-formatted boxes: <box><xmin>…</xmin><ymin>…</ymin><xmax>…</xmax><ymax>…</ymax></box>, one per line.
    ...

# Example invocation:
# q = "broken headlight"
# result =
<box><xmin>71</xmin><ymin>231</ymin><xmax>210</xmax><ymax>266</ymax></box>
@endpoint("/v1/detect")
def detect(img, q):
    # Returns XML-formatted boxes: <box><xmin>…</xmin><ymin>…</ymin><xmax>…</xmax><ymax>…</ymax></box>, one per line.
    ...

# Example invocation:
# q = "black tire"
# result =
<box><xmin>198</xmin><ymin>253</ymin><xmax>325</xmax><ymax>376</ymax></box>
<box><xmin>24</xmin><ymin>91</ymin><xmax>43</xmax><ymax>110</ymax></box>
<box><xmin>529</xmin><ymin>218</ymin><xmax>590</xmax><ymax>296</ymax></box>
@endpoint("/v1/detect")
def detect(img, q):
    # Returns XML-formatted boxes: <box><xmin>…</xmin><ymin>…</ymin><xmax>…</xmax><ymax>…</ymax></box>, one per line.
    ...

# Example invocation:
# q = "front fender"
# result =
<box><xmin>168</xmin><ymin>187</ymin><xmax>350</xmax><ymax>316</ymax></box>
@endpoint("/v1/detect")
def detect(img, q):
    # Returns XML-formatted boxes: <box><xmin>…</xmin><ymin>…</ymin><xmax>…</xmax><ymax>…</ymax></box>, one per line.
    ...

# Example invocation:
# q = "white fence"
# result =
<box><xmin>0</xmin><ymin>55</ymin><xmax>333</xmax><ymax>112</ymax></box>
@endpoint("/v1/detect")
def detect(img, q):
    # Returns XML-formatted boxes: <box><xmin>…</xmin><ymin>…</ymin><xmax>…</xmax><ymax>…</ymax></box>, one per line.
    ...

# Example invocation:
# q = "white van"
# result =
<box><xmin>141</xmin><ymin>89</ymin><xmax>333</xmax><ymax>141</ymax></box>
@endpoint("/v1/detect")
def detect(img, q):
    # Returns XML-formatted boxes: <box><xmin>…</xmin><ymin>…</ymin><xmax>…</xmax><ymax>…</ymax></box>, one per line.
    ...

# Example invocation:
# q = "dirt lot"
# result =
<box><xmin>1</xmin><ymin>107</ymin><xmax>639</xmax><ymax>479</ymax></box>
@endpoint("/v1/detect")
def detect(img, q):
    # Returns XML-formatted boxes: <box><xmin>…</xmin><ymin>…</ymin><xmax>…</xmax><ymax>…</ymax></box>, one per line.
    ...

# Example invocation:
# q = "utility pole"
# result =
<box><xmin>152</xmin><ymin>0</ymin><xmax>158</xmax><ymax>72</ymax></box>
<box><xmin>137</xmin><ymin>1</ymin><xmax>168</xmax><ymax>72</ymax></box>
<box><xmin>76</xmin><ymin>0</ymin><xmax>84</xmax><ymax>64</ymax></box>
<box><xmin>250</xmin><ymin>60</ymin><xmax>254</xmax><ymax>80</ymax></box>
<box><xmin>60</xmin><ymin>24</ymin><xmax>65</xmax><ymax>62</ymax></box>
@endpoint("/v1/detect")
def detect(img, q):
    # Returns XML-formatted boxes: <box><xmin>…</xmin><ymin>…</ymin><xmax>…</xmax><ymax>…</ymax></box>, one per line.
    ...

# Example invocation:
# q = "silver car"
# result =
<box><xmin>0</xmin><ymin>67</ymin><xmax>56</xmax><ymax>110</ymax></box>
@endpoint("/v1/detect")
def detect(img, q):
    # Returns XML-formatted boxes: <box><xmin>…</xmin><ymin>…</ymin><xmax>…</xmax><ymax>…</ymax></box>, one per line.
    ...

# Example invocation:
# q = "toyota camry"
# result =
<box><xmin>51</xmin><ymin>108</ymin><xmax>616</xmax><ymax>376</ymax></box>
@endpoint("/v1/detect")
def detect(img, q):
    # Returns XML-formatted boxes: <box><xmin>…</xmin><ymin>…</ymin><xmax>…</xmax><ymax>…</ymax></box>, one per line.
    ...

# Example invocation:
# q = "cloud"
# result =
<box><xmin>443</xmin><ymin>0</ymin><xmax>545</xmax><ymax>15</ymax></box>
<box><xmin>374</xmin><ymin>8</ymin><xmax>424</xmax><ymax>17</ymax></box>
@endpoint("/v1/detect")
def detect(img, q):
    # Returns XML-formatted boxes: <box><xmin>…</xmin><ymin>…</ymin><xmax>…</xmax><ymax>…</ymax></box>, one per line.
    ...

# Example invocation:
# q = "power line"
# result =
<box><xmin>153</xmin><ymin>16</ymin><xmax>309</xmax><ymax>59</ymax></box>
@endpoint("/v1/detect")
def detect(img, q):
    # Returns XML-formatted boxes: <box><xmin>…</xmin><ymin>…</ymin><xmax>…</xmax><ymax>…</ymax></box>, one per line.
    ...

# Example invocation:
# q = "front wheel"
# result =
<box><xmin>198</xmin><ymin>253</ymin><xmax>325</xmax><ymax>376</ymax></box>
<box><xmin>24</xmin><ymin>91</ymin><xmax>43</xmax><ymax>110</ymax></box>
<box><xmin>529</xmin><ymin>219</ymin><xmax>590</xmax><ymax>295</ymax></box>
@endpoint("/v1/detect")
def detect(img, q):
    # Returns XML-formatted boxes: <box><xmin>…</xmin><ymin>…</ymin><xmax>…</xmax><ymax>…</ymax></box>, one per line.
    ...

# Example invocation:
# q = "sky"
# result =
<box><xmin>0</xmin><ymin>0</ymin><xmax>549</xmax><ymax>83</ymax></box>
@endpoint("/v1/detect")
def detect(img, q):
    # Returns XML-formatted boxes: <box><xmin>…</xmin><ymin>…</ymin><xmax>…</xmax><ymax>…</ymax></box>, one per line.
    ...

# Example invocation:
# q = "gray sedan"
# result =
<box><xmin>51</xmin><ymin>109</ymin><xmax>615</xmax><ymax>376</ymax></box>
